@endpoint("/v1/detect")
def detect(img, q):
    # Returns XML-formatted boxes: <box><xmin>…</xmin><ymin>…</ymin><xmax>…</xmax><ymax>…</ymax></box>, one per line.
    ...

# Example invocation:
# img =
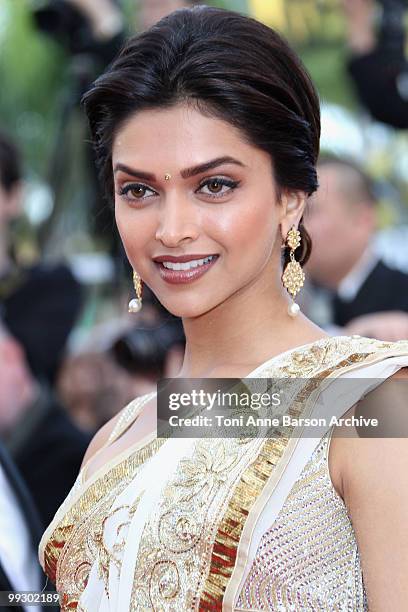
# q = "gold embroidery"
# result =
<box><xmin>130</xmin><ymin>437</ymin><xmax>257</xmax><ymax>610</ymax></box>
<box><xmin>44</xmin><ymin>437</ymin><xmax>163</xmax><ymax>610</ymax></box>
<box><xmin>93</xmin><ymin>496</ymin><xmax>142</xmax><ymax>595</ymax></box>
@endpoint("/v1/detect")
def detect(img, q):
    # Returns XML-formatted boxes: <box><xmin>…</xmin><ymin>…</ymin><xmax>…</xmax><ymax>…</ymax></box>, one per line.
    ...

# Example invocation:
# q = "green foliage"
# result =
<box><xmin>300</xmin><ymin>45</ymin><xmax>355</xmax><ymax>110</ymax></box>
<box><xmin>0</xmin><ymin>0</ymin><xmax>68</xmax><ymax>176</ymax></box>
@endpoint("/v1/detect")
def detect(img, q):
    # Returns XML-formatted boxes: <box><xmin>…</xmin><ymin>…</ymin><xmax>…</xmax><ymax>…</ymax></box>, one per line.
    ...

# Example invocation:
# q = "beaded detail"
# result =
<box><xmin>108</xmin><ymin>391</ymin><xmax>156</xmax><ymax>444</ymax></box>
<box><xmin>236</xmin><ymin>428</ymin><xmax>368</xmax><ymax>611</ymax></box>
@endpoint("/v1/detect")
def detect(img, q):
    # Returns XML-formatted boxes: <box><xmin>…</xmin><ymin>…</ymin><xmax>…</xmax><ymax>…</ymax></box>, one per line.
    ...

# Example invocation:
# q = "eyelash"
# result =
<box><xmin>117</xmin><ymin>177</ymin><xmax>240</xmax><ymax>204</ymax></box>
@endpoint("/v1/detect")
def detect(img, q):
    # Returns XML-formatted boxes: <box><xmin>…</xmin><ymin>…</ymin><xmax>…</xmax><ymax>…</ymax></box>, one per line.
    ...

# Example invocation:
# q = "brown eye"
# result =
<box><xmin>130</xmin><ymin>186</ymin><xmax>146</xmax><ymax>198</ymax></box>
<box><xmin>196</xmin><ymin>177</ymin><xmax>240</xmax><ymax>199</ymax></box>
<box><xmin>118</xmin><ymin>183</ymin><xmax>157</xmax><ymax>202</ymax></box>
<box><xmin>208</xmin><ymin>179</ymin><xmax>223</xmax><ymax>193</ymax></box>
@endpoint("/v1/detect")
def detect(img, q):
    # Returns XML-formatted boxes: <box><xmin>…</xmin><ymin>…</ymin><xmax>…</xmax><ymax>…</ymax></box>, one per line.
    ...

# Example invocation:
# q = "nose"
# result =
<box><xmin>155</xmin><ymin>193</ymin><xmax>199</xmax><ymax>247</ymax></box>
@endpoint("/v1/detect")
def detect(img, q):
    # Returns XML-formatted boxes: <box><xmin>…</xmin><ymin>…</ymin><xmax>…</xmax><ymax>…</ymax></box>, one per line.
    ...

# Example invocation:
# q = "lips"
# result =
<box><xmin>152</xmin><ymin>254</ymin><xmax>218</xmax><ymax>264</ymax></box>
<box><xmin>154</xmin><ymin>255</ymin><xmax>219</xmax><ymax>285</ymax></box>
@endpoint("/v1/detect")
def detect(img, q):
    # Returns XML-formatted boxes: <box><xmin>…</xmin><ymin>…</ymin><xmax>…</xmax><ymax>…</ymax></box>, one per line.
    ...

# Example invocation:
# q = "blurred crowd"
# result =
<box><xmin>1</xmin><ymin>0</ymin><xmax>408</xmax><ymax>604</ymax></box>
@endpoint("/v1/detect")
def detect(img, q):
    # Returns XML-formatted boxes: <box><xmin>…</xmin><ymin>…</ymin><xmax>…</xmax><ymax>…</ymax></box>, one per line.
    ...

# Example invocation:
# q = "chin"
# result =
<box><xmin>159</xmin><ymin>295</ymin><xmax>217</xmax><ymax>319</ymax></box>
<box><xmin>164</xmin><ymin>304</ymin><xmax>208</xmax><ymax>319</ymax></box>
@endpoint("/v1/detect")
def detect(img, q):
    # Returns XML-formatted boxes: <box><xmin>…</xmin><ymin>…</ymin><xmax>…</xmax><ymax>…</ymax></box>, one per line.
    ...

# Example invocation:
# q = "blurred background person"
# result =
<box><xmin>0</xmin><ymin>130</ymin><xmax>84</xmax><ymax>386</ymax></box>
<box><xmin>0</xmin><ymin>439</ymin><xmax>46</xmax><ymax>612</ymax></box>
<box><xmin>0</xmin><ymin>131</ymin><xmax>91</xmax><ymax>526</ymax></box>
<box><xmin>304</xmin><ymin>156</ymin><xmax>408</xmax><ymax>340</ymax></box>
<box><xmin>0</xmin><ymin>325</ymin><xmax>51</xmax><ymax>609</ymax></box>
<box><xmin>0</xmin><ymin>320</ymin><xmax>91</xmax><ymax>528</ymax></box>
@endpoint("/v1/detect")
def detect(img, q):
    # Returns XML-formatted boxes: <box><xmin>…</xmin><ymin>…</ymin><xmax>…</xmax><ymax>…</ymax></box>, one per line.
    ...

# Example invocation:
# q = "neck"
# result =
<box><xmin>178</xmin><ymin>266</ymin><xmax>324</xmax><ymax>378</ymax></box>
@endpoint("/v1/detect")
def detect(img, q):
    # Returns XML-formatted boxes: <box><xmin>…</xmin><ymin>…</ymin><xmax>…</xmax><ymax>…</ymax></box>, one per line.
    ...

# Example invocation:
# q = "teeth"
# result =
<box><xmin>162</xmin><ymin>255</ymin><xmax>215</xmax><ymax>270</ymax></box>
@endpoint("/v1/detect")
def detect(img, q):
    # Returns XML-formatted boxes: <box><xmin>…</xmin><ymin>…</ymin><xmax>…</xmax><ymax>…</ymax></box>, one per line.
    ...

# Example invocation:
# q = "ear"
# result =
<box><xmin>279</xmin><ymin>190</ymin><xmax>307</xmax><ymax>243</ymax></box>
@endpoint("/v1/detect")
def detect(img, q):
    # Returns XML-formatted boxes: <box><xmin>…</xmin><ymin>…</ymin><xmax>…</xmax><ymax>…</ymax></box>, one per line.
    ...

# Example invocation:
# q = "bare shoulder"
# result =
<box><xmin>328</xmin><ymin>367</ymin><xmax>408</xmax><ymax>496</ymax></box>
<box><xmin>329</xmin><ymin>368</ymin><xmax>408</xmax><ymax>608</ymax></box>
<box><xmin>341</xmin><ymin>366</ymin><xmax>408</xmax><ymax>479</ymax></box>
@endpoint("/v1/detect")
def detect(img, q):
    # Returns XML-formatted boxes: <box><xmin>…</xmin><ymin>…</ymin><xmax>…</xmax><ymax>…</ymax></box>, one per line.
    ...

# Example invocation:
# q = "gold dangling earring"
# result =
<box><xmin>128</xmin><ymin>270</ymin><xmax>143</xmax><ymax>313</ymax></box>
<box><xmin>282</xmin><ymin>225</ymin><xmax>305</xmax><ymax>317</ymax></box>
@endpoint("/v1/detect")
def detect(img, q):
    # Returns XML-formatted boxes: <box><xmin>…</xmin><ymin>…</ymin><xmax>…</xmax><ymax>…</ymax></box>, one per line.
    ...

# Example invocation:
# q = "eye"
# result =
<box><xmin>197</xmin><ymin>177</ymin><xmax>240</xmax><ymax>199</ymax></box>
<box><xmin>117</xmin><ymin>183</ymin><xmax>157</xmax><ymax>202</ymax></box>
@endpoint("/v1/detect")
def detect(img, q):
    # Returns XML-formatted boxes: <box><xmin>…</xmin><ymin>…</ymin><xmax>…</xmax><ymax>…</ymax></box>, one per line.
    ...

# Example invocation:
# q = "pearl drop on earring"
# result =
<box><xmin>282</xmin><ymin>226</ymin><xmax>304</xmax><ymax>319</ymax></box>
<box><xmin>128</xmin><ymin>298</ymin><xmax>142</xmax><ymax>313</ymax></box>
<box><xmin>128</xmin><ymin>269</ymin><xmax>143</xmax><ymax>313</ymax></box>
<box><xmin>288</xmin><ymin>302</ymin><xmax>300</xmax><ymax>317</ymax></box>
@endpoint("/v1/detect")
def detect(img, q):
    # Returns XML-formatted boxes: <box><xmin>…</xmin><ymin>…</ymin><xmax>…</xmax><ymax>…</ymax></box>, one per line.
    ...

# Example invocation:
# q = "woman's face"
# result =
<box><xmin>113</xmin><ymin>103</ymin><xmax>290</xmax><ymax>318</ymax></box>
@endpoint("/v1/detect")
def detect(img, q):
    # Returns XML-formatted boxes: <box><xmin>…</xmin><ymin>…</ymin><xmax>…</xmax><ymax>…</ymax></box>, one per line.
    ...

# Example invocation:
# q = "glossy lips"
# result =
<box><xmin>154</xmin><ymin>254</ymin><xmax>219</xmax><ymax>284</ymax></box>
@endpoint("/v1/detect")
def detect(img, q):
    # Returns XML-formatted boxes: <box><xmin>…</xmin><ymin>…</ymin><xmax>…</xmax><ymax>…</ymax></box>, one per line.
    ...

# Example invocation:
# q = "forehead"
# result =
<box><xmin>112</xmin><ymin>103</ymin><xmax>267</xmax><ymax>171</ymax></box>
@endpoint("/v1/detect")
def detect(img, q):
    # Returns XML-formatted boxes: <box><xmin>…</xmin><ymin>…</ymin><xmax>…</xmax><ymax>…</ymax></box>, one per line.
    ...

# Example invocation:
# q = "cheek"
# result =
<box><xmin>114</xmin><ymin>203</ymin><xmax>132</xmax><ymax>256</ymax></box>
<box><xmin>114</xmin><ymin>202</ymin><xmax>154</xmax><ymax>264</ymax></box>
<box><xmin>210</xmin><ymin>197</ymin><xmax>277</xmax><ymax>270</ymax></box>
<box><xmin>226</xmin><ymin>198</ymin><xmax>277</xmax><ymax>249</ymax></box>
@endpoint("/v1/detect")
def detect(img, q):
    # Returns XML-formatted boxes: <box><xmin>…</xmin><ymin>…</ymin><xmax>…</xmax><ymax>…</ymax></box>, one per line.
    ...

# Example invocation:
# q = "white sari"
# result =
<box><xmin>39</xmin><ymin>335</ymin><xmax>408</xmax><ymax>611</ymax></box>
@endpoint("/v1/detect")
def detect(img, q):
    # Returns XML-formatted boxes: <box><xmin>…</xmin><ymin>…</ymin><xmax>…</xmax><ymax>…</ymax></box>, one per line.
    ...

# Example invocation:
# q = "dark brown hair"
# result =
<box><xmin>83</xmin><ymin>5</ymin><xmax>320</xmax><ymax>265</ymax></box>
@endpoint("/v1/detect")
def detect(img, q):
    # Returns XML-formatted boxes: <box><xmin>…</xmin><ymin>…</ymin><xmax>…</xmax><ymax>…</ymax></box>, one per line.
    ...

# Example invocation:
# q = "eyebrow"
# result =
<box><xmin>113</xmin><ymin>156</ymin><xmax>245</xmax><ymax>181</ymax></box>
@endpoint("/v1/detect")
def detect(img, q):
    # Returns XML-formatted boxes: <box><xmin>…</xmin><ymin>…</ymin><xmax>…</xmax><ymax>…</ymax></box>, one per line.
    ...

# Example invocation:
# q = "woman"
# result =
<box><xmin>39</xmin><ymin>6</ymin><xmax>408</xmax><ymax>610</ymax></box>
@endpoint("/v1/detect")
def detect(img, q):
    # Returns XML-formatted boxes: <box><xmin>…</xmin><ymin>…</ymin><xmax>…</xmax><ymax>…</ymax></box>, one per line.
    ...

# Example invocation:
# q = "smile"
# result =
<box><xmin>155</xmin><ymin>255</ymin><xmax>219</xmax><ymax>284</ymax></box>
<box><xmin>163</xmin><ymin>255</ymin><xmax>215</xmax><ymax>270</ymax></box>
